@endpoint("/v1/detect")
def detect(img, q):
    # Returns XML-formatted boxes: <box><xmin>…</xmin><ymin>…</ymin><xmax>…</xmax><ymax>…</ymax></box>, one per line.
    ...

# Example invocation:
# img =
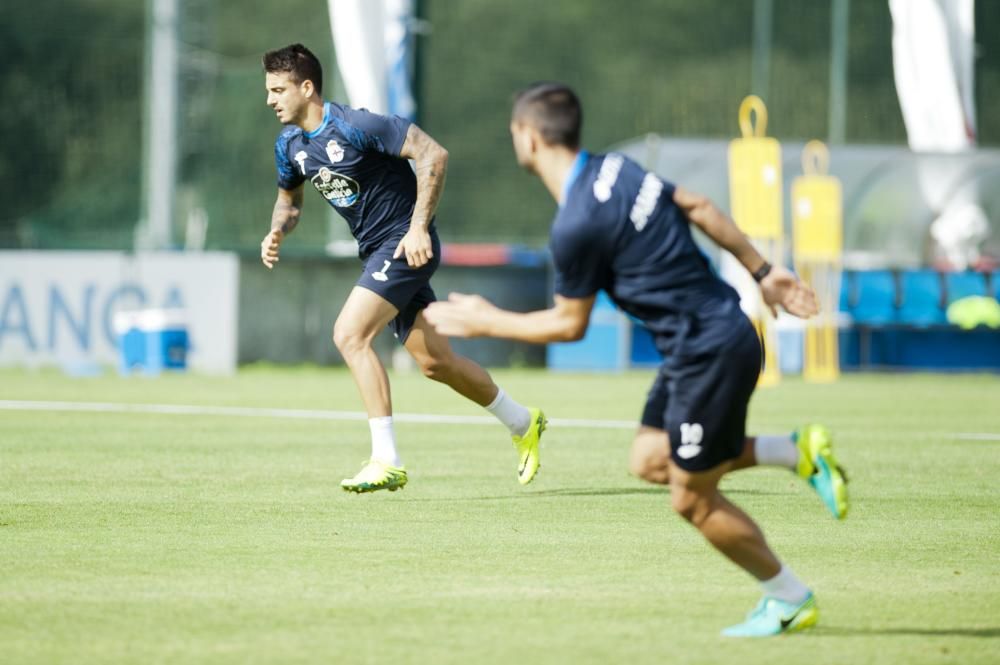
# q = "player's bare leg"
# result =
<box><xmin>628</xmin><ymin>427</ymin><xmax>673</xmax><ymax>484</ymax></box>
<box><xmin>629</xmin><ymin>427</ymin><xmax>754</xmax><ymax>485</ymax></box>
<box><xmin>668</xmin><ymin>459</ymin><xmax>818</xmax><ymax>636</ymax></box>
<box><xmin>404</xmin><ymin>310</ymin><xmax>546</xmax><ymax>484</ymax></box>
<box><xmin>403</xmin><ymin>311</ymin><xmax>498</xmax><ymax>405</ymax></box>
<box><xmin>667</xmin><ymin>460</ymin><xmax>781</xmax><ymax>579</ymax></box>
<box><xmin>333</xmin><ymin>287</ymin><xmax>399</xmax><ymax>417</ymax></box>
<box><xmin>334</xmin><ymin>287</ymin><xmax>407</xmax><ymax>492</ymax></box>
<box><xmin>630</xmin><ymin>428</ymin><xmax>849</xmax><ymax>520</ymax></box>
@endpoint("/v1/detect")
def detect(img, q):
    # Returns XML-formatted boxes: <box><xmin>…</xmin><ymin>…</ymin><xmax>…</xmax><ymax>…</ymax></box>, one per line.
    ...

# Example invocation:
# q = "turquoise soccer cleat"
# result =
<box><xmin>722</xmin><ymin>593</ymin><xmax>819</xmax><ymax>638</ymax></box>
<box><xmin>795</xmin><ymin>424</ymin><xmax>849</xmax><ymax>520</ymax></box>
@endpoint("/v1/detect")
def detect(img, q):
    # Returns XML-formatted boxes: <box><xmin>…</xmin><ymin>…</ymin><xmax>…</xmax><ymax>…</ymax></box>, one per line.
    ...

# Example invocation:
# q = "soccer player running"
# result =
<box><xmin>259</xmin><ymin>44</ymin><xmax>546</xmax><ymax>493</ymax></box>
<box><xmin>424</xmin><ymin>83</ymin><xmax>849</xmax><ymax>637</ymax></box>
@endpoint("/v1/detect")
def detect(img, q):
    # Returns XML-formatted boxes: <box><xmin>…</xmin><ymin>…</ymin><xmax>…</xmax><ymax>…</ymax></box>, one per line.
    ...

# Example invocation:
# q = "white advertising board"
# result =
<box><xmin>0</xmin><ymin>251</ymin><xmax>239</xmax><ymax>374</ymax></box>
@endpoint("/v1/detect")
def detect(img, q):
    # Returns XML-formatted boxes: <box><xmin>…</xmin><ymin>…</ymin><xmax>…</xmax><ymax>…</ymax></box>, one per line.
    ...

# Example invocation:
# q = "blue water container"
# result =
<box><xmin>114</xmin><ymin>309</ymin><xmax>189</xmax><ymax>375</ymax></box>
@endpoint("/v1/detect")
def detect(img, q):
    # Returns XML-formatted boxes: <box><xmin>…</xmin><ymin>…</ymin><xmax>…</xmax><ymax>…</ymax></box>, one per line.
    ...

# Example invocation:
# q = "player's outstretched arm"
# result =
<box><xmin>394</xmin><ymin>124</ymin><xmax>448</xmax><ymax>268</ymax></box>
<box><xmin>424</xmin><ymin>293</ymin><xmax>595</xmax><ymax>343</ymax></box>
<box><xmin>673</xmin><ymin>187</ymin><xmax>818</xmax><ymax>318</ymax></box>
<box><xmin>673</xmin><ymin>187</ymin><xmax>764</xmax><ymax>274</ymax></box>
<box><xmin>261</xmin><ymin>185</ymin><xmax>303</xmax><ymax>270</ymax></box>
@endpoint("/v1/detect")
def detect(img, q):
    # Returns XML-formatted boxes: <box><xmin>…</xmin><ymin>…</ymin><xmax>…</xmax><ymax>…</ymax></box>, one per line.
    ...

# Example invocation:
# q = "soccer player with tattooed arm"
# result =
<box><xmin>260</xmin><ymin>44</ymin><xmax>546</xmax><ymax>493</ymax></box>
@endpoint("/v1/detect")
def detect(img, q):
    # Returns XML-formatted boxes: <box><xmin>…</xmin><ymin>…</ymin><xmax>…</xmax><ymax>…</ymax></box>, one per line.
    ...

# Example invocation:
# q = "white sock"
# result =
<box><xmin>369</xmin><ymin>416</ymin><xmax>401</xmax><ymax>467</ymax></box>
<box><xmin>485</xmin><ymin>387</ymin><xmax>532</xmax><ymax>437</ymax></box>
<box><xmin>754</xmin><ymin>434</ymin><xmax>799</xmax><ymax>470</ymax></box>
<box><xmin>760</xmin><ymin>565</ymin><xmax>811</xmax><ymax>604</ymax></box>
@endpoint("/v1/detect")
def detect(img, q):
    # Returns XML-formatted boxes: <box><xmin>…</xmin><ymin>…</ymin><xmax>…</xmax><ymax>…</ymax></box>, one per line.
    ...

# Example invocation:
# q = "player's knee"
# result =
<box><xmin>670</xmin><ymin>487</ymin><xmax>712</xmax><ymax>526</ymax></box>
<box><xmin>629</xmin><ymin>449</ymin><xmax>670</xmax><ymax>485</ymax></box>
<box><xmin>415</xmin><ymin>352</ymin><xmax>452</xmax><ymax>382</ymax></box>
<box><xmin>629</xmin><ymin>432</ymin><xmax>671</xmax><ymax>485</ymax></box>
<box><xmin>332</xmin><ymin>324</ymin><xmax>368</xmax><ymax>358</ymax></box>
<box><xmin>417</xmin><ymin>355</ymin><xmax>445</xmax><ymax>381</ymax></box>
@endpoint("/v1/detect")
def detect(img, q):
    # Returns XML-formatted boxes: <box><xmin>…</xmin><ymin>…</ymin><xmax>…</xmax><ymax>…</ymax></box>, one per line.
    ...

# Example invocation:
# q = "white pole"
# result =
<box><xmin>828</xmin><ymin>0</ymin><xmax>849</xmax><ymax>145</ymax></box>
<box><xmin>329</xmin><ymin>0</ymin><xmax>388</xmax><ymax>113</ymax></box>
<box><xmin>751</xmin><ymin>0</ymin><xmax>773</xmax><ymax>102</ymax></box>
<box><xmin>140</xmin><ymin>0</ymin><xmax>178</xmax><ymax>250</ymax></box>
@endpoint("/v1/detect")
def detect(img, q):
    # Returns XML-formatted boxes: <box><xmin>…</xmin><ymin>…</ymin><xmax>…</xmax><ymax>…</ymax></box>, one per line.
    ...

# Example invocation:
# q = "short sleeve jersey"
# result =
<box><xmin>551</xmin><ymin>151</ymin><xmax>744</xmax><ymax>357</ymax></box>
<box><xmin>274</xmin><ymin>102</ymin><xmax>422</xmax><ymax>257</ymax></box>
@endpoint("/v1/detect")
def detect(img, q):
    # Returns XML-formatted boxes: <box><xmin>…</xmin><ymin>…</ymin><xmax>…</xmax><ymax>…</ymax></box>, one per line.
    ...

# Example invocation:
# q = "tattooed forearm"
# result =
<box><xmin>271</xmin><ymin>187</ymin><xmax>303</xmax><ymax>235</ymax></box>
<box><xmin>412</xmin><ymin>155</ymin><xmax>448</xmax><ymax>228</ymax></box>
<box><xmin>402</xmin><ymin>124</ymin><xmax>448</xmax><ymax>229</ymax></box>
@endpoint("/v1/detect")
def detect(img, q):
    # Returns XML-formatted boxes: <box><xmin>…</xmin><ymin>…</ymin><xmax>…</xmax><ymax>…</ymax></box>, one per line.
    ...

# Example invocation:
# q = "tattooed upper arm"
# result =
<box><xmin>399</xmin><ymin>124</ymin><xmax>448</xmax><ymax>164</ymax></box>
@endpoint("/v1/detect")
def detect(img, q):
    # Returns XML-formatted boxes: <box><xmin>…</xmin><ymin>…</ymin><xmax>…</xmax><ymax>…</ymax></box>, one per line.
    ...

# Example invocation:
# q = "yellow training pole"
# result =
<box><xmin>792</xmin><ymin>140</ymin><xmax>843</xmax><ymax>383</ymax></box>
<box><xmin>728</xmin><ymin>95</ymin><xmax>783</xmax><ymax>386</ymax></box>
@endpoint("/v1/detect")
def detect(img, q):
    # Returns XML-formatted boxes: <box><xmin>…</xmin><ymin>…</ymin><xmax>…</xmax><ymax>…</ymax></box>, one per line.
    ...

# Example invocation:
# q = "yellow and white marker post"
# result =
<box><xmin>728</xmin><ymin>95</ymin><xmax>783</xmax><ymax>386</ymax></box>
<box><xmin>792</xmin><ymin>140</ymin><xmax>843</xmax><ymax>383</ymax></box>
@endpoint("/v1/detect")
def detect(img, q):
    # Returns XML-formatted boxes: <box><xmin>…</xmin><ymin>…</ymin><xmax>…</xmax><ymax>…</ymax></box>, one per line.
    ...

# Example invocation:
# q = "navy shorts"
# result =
<box><xmin>640</xmin><ymin>317</ymin><xmax>762</xmax><ymax>472</ymax></box>
<box><xmin>356</xmin><ymin>230</ymin><xmax>441</xmax><ymax>343</ymax></box>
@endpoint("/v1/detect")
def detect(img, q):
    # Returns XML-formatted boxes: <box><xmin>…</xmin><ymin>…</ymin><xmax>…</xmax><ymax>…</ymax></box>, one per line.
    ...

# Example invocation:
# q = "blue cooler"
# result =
<box><xmin>114</xmin><ymin>309</ymin><xmax>189</xmax><ymax>375</ymax></box>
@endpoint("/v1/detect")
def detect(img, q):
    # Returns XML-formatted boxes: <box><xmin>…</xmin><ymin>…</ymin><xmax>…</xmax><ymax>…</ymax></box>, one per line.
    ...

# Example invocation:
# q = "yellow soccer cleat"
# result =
<box><xmin>795</xmin><ymin>424</ymin><xmax>848</xmax><ymax>520</ymax></box>
<box><xmin>341</xmin><ymin>459</ymin><xmax>408</xmax><ymax>494</ymax></box>
<box><xmin>513</xmin><ymin>408</ymin><xmax>546</xmax><ymax>485</ymax></box>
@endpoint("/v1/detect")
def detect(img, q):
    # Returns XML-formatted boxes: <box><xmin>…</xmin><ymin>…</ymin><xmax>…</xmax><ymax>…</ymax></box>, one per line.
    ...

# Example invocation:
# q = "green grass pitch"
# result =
<box><xmin>1</xmin><ymin>367</ymin><xmax>998</xmax><ymax>664</ymax></box>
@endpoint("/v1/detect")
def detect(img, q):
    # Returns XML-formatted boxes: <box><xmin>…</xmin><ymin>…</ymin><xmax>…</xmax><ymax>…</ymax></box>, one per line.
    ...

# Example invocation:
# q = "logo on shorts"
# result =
<box><xmin>326</xmin><ymin>140</ymin><xmax>345</xmax><ymax>164</ymax></box>
<box><xmin>311</xmin><ymin>168</ymin><xmax>360</xmax><ymax>207</ymax></box>
<box><xmin>677</xmin><ymin>422</ymin><xmax>704</xmax><ymax>459</ymax></box>
<box><xmin>372</xmin><ymin>259</ymin><xmax>391</xmax><ymax>282</ymax></box>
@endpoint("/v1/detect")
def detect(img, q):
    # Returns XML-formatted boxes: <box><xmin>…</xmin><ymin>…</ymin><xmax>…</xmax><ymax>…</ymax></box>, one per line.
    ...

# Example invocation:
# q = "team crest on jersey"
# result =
<box><xmin>312</xmin><ymin>167</ymin><xmax>360</xmax><ymax>207</ymax></box>
<box><xmin>326</xmin><ymin>140</ymin><xmax>345</xmax><ymax>164</ymax></box>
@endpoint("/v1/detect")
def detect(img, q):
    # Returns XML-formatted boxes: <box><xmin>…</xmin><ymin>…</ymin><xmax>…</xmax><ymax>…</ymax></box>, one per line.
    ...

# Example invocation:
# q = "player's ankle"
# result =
<box><xmin>760</xmin><ymin>564</ymin><xmax>811</xmax><ymax>604</ymax></box>
<box><xmin>754</xmin><ymin>434</ymin><xmax>798</xmax><ymax>470</ymax></box>
<box><xmin>485</xmin><ymin>387</ymin><xmax>531</xmax><ymax>436</ymax></box>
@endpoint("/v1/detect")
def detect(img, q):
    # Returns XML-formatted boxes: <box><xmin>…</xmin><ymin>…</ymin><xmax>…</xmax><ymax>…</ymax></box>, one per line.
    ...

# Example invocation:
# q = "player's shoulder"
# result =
<box><xmin>558</xmin><ymin>152</ymin><xmax>631</xmax><ymax>222</ymax></box>
<box><xmin>326</xmin><ymin>101</ymin><xmax>370</xmax><ymax>133</ymax></box>
<box><xmin>557</xmin><ymin>151</ymin><xmax>676</xmax><ymax>235</ymax></box>
<box><xmin>324</xmin><ymin>102</ymin><xmax>382</xmax><ymax>150</ymax></box>
<box><xmin>580</xmin><ymin>152</ymin><xmax>651</xmax><ymax>199</ymax></box>
<box><xmin>275</xmin><ymin>125</ymin><xmax>303</xmax><ymax>150</ymax></box>
<box><xmin>554</xmin><ymin>158</ymin><xmax>610</xmax><ymax>239</ymax></box>
<box><xmin>323</xmin><ymin>100</ymin><xmax>351</xmax><ymax>122</ymax></box>
<box><xmin>591</xmin><ymin>152</ymin><xmax>676</xmax><ymax>209</ymax></box>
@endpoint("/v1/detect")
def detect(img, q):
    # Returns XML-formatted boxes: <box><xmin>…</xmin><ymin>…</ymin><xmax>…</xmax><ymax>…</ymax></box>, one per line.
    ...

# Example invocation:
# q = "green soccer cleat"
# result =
<box><xmin>722</xmin><ymin>593</ymin><xmax>819</xmax><ymax>638</ymax></box>
<box><xmin>795</xmin><ymin>424</ymin><xmax>849</xmax><ymax>520</ymax></box>
<box><xmin>513</xmin><ymin>407</ymin><xmax>547</xmax><ymax>485</ymax></box>
<box><xmin>341</xmin><ymin>459</ymin><xmax>408</xmax><ymax>494</ymax></box>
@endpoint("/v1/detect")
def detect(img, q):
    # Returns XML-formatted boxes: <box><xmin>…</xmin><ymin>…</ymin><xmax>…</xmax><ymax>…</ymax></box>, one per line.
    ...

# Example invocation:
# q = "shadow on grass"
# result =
<box><xmin>821</xmin><ymin>626</ymin><xmax>1000</xmax><ymax>639</ymax></box>
<box><xmin>406</xmin><ymin>486</ymin><xmax>788</xmax><ymax>502</ymax></box>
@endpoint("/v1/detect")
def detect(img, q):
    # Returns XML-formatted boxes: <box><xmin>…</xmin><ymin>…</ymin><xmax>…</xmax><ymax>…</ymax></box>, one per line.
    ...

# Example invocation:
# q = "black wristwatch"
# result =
<box><xmin>752</xmin><ymin>261</ymin><xmax>772</xmax><ymax>283</ymax></box>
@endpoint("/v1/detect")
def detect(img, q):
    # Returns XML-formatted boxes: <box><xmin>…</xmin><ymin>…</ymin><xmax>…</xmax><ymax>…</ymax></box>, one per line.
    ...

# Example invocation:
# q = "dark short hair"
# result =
<box><xmin>263</xmin><ymin>43</ymin><xmax>323</xmax><ymax>96</ymax></box>
<box><xmin>512</xmin><ymin>82</ymin><xmax>582</xmax><ymax>149</ymax></box>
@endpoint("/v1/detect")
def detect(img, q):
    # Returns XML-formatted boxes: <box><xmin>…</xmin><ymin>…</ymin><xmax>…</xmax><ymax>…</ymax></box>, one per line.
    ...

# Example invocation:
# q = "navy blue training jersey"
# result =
<box><xmin>551</xmin><ymin>151</ymin><xmax>745</xmax><ymax>358</ymax></box>
<box><xmin>274</xmin><ymin>101</ymin><xmax>422</xmax><ymax>258</ymax></box>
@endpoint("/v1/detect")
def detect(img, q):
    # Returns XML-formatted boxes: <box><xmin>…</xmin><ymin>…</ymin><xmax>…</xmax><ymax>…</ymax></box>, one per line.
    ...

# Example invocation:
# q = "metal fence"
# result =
<box><xmin>3</xmin><ymin>0</ymin><xmax>999</xmax><ymax>252</ymax></box>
